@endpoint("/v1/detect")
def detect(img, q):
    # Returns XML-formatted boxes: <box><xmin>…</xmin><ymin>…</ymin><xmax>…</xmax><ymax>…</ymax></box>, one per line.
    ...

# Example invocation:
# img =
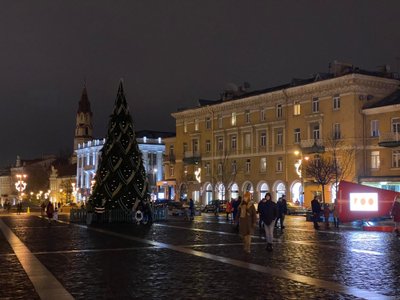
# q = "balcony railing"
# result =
<box><xmin>164</xmin><ymin>154</ymin><xmax>175</xmax><ymax>163</ymax></box>
<box><xmin>183</xmin><ymin>151</ymin><xmax>201</xmax><ymax>164</ymax></box>
<box><xmin>378</xmin><ymin>132</ymin><xmax>400</xmax><ymax>147</ymax></box>
<box><xmin>300</xmin><ymin>139</ymin><xmax>325</xmax><ymax>154</ymax></box>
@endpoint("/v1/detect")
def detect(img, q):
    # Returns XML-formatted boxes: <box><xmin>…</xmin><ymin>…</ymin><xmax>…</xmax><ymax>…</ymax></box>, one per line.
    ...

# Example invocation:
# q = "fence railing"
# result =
<box><xmin>70</xmin><ymin>206</ymin><xmax>168</xmax><ymax>224</ymax></box>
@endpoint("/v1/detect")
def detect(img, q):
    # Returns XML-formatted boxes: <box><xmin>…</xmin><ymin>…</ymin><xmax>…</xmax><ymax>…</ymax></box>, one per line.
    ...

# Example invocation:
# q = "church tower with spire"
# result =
<box><xmin>73</xmin><ymin>84</ymin><xmax>93</xmax><ymax>152</ymax></box>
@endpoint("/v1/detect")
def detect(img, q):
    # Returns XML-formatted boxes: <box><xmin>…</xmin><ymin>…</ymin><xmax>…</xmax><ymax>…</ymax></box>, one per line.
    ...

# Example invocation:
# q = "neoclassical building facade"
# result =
<box><xmin>168</xmin><ymin>64</ymin><xmax>400</xmax><ymax>207</ymax></box>
<box><xmin>75</xmin><ymin>134</ymin><xmax>169</xmax><ymax>202</ymax></box>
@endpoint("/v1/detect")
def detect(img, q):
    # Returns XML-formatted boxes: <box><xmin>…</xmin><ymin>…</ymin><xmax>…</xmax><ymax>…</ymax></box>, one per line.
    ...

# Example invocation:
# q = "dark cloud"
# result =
<box><xmin>1</xmin><ymin>0</ymin><xmax>400</xmax><ymax>167</ymax></box>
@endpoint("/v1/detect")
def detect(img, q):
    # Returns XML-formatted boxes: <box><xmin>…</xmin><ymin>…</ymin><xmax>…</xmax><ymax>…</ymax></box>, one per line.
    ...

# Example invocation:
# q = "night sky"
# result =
<box><xmin>1</xmin><ymin>1</ymin><xmax>400</xmax><ymax>168</ymax></box>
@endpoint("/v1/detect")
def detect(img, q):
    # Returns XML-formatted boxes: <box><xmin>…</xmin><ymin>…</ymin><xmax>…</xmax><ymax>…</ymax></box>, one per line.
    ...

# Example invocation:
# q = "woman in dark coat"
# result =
<box><xmin>237</xmin><ymin>192</ymin><xmax>257</xmax><ymax>253</ymax></box>
<box><xmin>391</xmin><ymin>196</ymin><xmax>400</xmax><ymax>236</ymax></box>
<box><xmin>46</xmin><ymin>201</ymin><xmax>54</xmax><ymax>224</ymax></box>
<box><xmin>258</xmin><ymin>192</ymin><xmax>278</xmax><ymax>251</ymax></box>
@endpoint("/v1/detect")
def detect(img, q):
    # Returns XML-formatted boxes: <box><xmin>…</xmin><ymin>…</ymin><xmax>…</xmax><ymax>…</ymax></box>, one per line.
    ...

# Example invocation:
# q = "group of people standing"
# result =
<box><xmin>41</xmin><ymin>201</ymin><xmax>58</xmax><ymax>225</ymax></box>
<box><xmin>311</xmin><ymin>196</ymin><xmax>339</xmax><ymax>230</ymax></box>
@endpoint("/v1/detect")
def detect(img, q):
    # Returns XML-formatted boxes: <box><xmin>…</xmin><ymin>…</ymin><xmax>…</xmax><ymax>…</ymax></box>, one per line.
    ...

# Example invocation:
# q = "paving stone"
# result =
<box><xmin>0</xmin><ymin>214</ymin><xmax>399</xmax><ymax>299</ymax></box>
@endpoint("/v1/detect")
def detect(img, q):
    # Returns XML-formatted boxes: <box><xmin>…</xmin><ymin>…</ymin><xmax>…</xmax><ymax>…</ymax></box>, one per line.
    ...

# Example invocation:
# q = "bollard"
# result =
<box><xmin>27</xmin><ymin>207</ymin><xmax>30</xmax><ymax>214</ymax></box>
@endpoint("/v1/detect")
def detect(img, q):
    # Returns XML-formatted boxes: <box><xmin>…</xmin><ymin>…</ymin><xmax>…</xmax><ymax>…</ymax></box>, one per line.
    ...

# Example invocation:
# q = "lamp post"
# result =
<box><xmin>153</xmin><ymin>168</ymin><xmax>158</xmax><ymax>201</ymax></box>
<box><xmin>71</xmin><ymin>183</ymin><xmax>77</xmax><ymax>203</ymax></box>
<box><xmin>15</xmin><ymin>174</ymin><xmax>27</xmax><ymax>203</ymax></box>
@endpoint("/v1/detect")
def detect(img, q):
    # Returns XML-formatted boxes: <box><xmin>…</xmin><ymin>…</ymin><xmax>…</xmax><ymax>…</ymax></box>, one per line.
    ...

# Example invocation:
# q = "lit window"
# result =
<box><xmin>231</xmin><ymin>112</ymin><xmax>237</xmax><ymax>126</ymax></box>
<box><xmin>392</xmin><ymin>150</ymin><xmax>400</xmax><ymax>168</ymax></box>
<box><xmin>194</xmin><ymin>119</ymin><xmax>199</xmax><ymax>131</ymax></box>
<box><xmin>294</xmin><ymin>102</ymin><xmax>301</xmax><ymax>116</ymax></box>
<box><xmin>312</xmin><ymin>97</ymin><xmax>319</xmax><ymax>113</ymax></box>
<box><xmin>371</xmin><ymin>151</ymin><xmax>380</xmax><ymax>169</ymax></box>
<box><xmin>260</xmin><ymin>157</ymin><xmax>267</xmax><ymax>172</ymax></box>
<box><xmin>183</xmin><ymin>121</ymin><xmax>187</xmax><ymax>133</ymax></box>
<box><xmin>170</xmin><ymin>166</ymin><xmax>175</xmax><ymax>177</ymax></box>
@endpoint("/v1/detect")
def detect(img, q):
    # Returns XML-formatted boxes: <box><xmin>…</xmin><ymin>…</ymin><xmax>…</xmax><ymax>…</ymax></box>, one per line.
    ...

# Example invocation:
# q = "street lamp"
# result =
<box><xmin>15</xmin><ymin>174</ymin><xmax>27</xmax><ymax>203</ymax></box>
<box><xmin>152</xmin><ymin>168</ymin><xmax>158</xmax><ymax>200</ymax></box>
<box><xmin>71</xmin><ymin>183</ymin><xmax>77</xmax><ymax>203</ymax></box>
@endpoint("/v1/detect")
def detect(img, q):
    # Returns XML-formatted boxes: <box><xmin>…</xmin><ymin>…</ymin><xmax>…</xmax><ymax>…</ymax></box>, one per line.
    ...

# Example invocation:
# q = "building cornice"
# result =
<box><xmin>362</xmin><ymin>104</ymin><xmax>400</xmax><ymax>115</ymax></box>
<box><xmin>171</xmin><ymin>74</ymin><xmax>399</xmax><ymax>120</ymax></box>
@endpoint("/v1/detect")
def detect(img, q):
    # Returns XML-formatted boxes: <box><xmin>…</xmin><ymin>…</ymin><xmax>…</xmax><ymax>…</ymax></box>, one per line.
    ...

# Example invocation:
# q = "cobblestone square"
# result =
<box><xmin>0</xmin><ymin>213</ymin><xmax>399</xmax><ymax>299</ymax></box>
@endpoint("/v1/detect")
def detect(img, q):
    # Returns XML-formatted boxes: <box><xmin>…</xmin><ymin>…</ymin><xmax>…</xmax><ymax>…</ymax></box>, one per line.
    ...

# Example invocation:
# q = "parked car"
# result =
<box><xmin>203</xmin><ymin>200</ymin><xmax>227</xmax><ymax>213</ymax></box>
<box><xmin>167</xmin><ymin>201</ymin><xmax>185</xmax><ymax>216</ymax></box>
<box><xmin>286</xmin><ymin>202</ymin><xmax>308</xmax><ymax>215</ymax></box>
<box><xmin>203</xmin><ymin>204</ymin><xmax>216</xmax><ymax>213</ymax></box>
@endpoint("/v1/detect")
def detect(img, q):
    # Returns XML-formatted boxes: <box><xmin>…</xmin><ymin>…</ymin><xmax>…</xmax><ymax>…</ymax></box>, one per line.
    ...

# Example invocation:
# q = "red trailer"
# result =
<box><xmin>336</xmin><ymin>181</ymin><xmax>399</xmax><ymax>223</ymax></box>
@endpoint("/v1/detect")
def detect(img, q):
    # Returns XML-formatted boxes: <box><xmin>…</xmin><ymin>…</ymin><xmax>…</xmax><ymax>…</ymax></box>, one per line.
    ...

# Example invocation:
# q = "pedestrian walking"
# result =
<box><xmin>189</xmin><ymin>198</ymin><xmax>195</xmax><ymax>221</ymax></box>
<box><xmin>237</xmin><ymin>192</ymin><xmax>257</xmax><ymax>253</ymax></box>
<box><xmin>40</xmin><ymin>201</ymin><xmax>46</xmax><ymax>217</ymax></box>
<box><xmin>86</xmin><ymin>199</ymin><xmax>94</xmax><ymax>225</ymax></box>
<box><xmin>275</xmin><ymin>195</ymin><xmax>287</xmax><ymax>231</ymax></box>
<box><xmin>332</xmin><ymin>200</ymin><xmax>339</xmax><ymax>228</ymax></box>
<box><xmin>17</xmin><ymin>202</ymin><xmax>22</xmax><ymax>215</ymax></box>
<box><xmin>213</xmin><ymin>199</ymin><xmax>220</xmax><ymax>216</ymax></box>
<box><xmin>46</xmin><ymin>201</ymin><xmax>54</xmax><ymax>225</ymax></box>
<box><xmin>225</xmin><ymin>200</ymin><xmax>232</xmax><ymax>221</ymax></box>
<box><xmin>53</xmin><ymin>206</ymin><xmax>59</xmax><ymax>221</ymax></box>
<box><xmin>258</xmin><ymin>192</ymin><xmax>278</xmax><ymax>251</ymax></box>
<box><xmin>311</xmin><ymin>196</ymin><xmax>322</xmax><ymax>229</ymax></box>
<box><xmin>391</xmin><ymin>195</ymin><xmax>400</xmax><ymax>236</ymax></box>
<box><xmin>323</xmin><ymin>203</ymin><xmax>331</xmax><ymax>229</ymax></box>
<box><xmin>5</xmin><ymin>199</ymin><xmax>11</xmax><ymax>213</ymax></box>
<box><xmin>257</xmin><ymin>196</ymin><xmax>265</xmax><ymax>232</ymax></box>
<box><xmin>232</xmin><ymin>196</ymin><xmax>241</xmax><ymax>231</ymax></box>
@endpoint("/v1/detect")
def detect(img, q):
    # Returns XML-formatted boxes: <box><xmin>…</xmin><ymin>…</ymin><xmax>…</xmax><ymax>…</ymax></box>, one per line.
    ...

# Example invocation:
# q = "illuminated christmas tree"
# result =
<box><xmin>90</xmin><ymin>81</ymin><xmax>150</xmax><ymax>213</ymax></box>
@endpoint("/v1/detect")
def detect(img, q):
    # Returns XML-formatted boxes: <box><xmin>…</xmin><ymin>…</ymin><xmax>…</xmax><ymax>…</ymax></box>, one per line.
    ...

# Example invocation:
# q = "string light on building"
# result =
<box><xmin>294</xmin><ymin>151</ymin><xmax>309</xmax><ymax>205</ymax></box>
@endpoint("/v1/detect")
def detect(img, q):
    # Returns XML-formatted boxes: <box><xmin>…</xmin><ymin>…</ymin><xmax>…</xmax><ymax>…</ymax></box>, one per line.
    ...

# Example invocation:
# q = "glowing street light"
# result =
<box><xmin>15</xmin><ymin>174</ymin><xmax>27</xmax><ymax>202</ymax></box>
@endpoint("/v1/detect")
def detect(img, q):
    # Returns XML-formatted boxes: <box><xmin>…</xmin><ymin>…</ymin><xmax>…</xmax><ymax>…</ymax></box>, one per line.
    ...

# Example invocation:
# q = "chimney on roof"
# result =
<box><xmin>376</xmin><ymin>64</ymin><xmax>391</xmax><ymax>73</ymax></box>
<box><xmin>329</xmin><ymin>60</ymin><xmax>354</xmax><ymax>77</ymax></box>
